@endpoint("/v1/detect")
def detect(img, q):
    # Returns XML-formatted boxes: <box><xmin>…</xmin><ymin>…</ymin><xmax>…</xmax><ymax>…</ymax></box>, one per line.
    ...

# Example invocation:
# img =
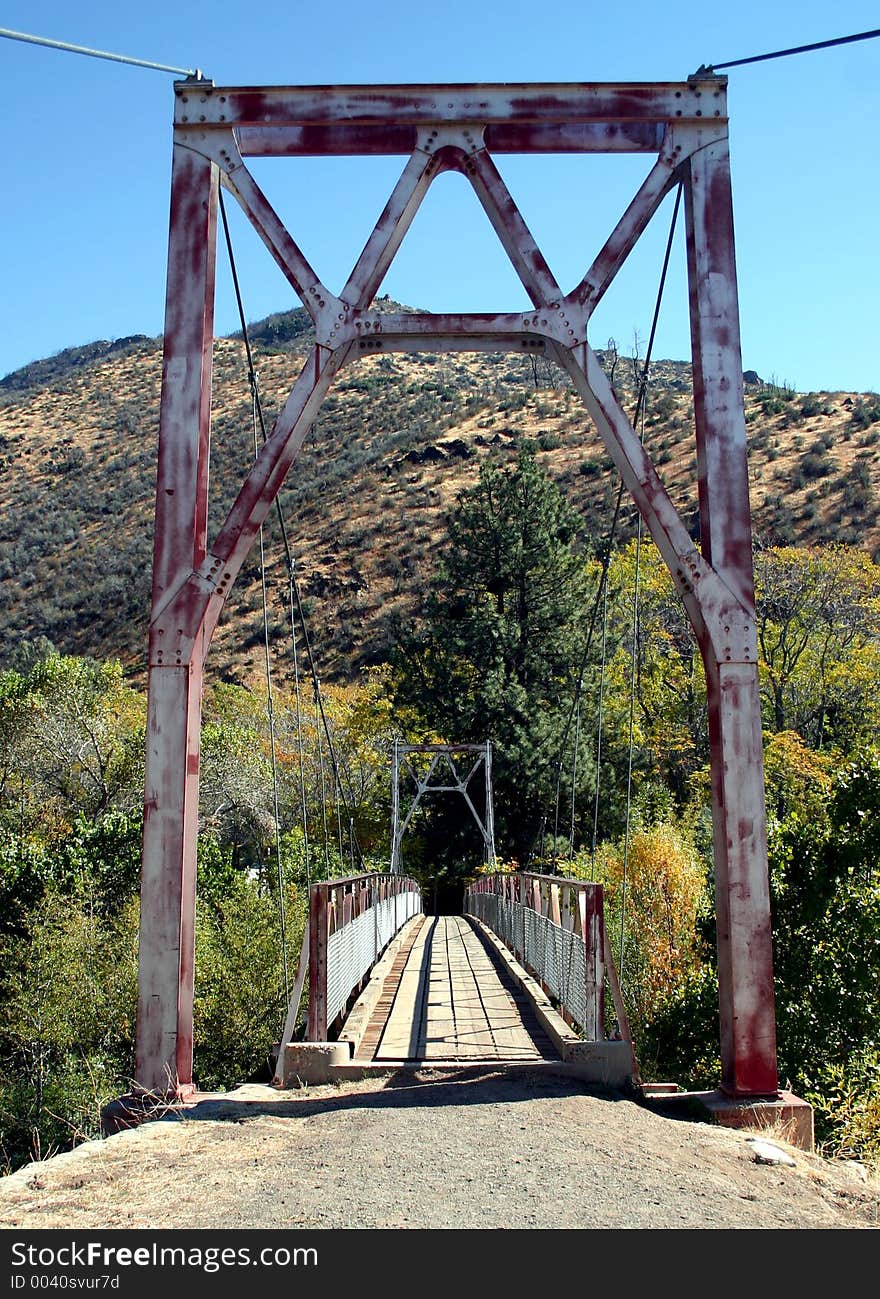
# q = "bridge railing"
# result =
<box><xmin>308</xmin><ymin>872</ymin><xmax>423</xmax><ymax>1041</ymax></box>
<box><xmin>464</xmin><ymin>872</ymin><xmax>613</xmax><ymax>1042</ymax></box>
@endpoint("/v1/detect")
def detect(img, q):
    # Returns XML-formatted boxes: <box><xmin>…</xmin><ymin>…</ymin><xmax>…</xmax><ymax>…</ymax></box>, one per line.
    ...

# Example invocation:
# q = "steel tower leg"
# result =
<box><xmin>685</xmin><ymin>137</ymin><xmax>777</xmax><ymax>1097</ymax></box>
<box><xmin>135</xmin><ymin>145</ymin><xmax>218</xmax><ymax>1095</ymax></box>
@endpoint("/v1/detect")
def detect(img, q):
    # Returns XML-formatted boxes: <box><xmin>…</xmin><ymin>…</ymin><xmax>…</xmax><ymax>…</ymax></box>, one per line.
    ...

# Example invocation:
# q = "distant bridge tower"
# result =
<box><xmin>390</xmin><ymin>741</ymin><xmax>496</xmax><ymax>875</ymax></box>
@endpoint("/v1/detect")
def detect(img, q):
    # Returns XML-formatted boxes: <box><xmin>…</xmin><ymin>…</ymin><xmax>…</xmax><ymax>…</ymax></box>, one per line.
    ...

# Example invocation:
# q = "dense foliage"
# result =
<box><xmin>395</xmin><ymin>449</ymin><xmax>594</xmax><ymax>864</ymax></box>
<box><xmin>0</xmin><ymin>652</ymin><xmax>394</xmax><ymax>1172</ymax></box>
<box><xmin>1</xmin><ymin>447</ymin><xmax>878</xmax><ymax>1173</ymax></box>
<box><xmin>395</xmin><ymin>460</ymin><xmax>880</xmax><ymax>1161</ymax></box>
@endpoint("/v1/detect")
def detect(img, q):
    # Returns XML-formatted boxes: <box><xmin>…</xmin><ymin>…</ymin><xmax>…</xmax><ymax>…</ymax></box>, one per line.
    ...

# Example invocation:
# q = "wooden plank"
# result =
<box><xmin>374</xmin><ymin>916</ymin><xmax>433</xmax><ymax>1059</ymax></box>
<box><xmin>361</xmin><ymin>912</ymin><xmax>557</xmax><ymax>1063</ymax></box>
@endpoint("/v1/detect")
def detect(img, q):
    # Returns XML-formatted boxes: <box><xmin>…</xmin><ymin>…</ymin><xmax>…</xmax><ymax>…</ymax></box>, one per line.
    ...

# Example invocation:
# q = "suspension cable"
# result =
<box><xmin>218</xmin><ymin>192</ymin><xmax>291</xmax><ymax>998</ymax></box>
<box><xmin>588</xmin><ymin>571</ymin><xmax>610</xmax><ymax>878</ymax></box>
<box><xmin>288</xmin><ymin>565</ymin><xmax>312</xmax><ymax>889</ymax></box>
<box><xmin>566</xmin><ymin>689</ymin><xmax>582</xmax><ymax>870</ymax></box>
<box><xmin>619</xmin><ymin>397</ymin><xmax>647</xmax><ymax>983</ymax></box>
<box><xmin>550</xmin><ymin>183</ymin><xmax>682</xmax><ymax>862</ymax></box>
<box><xmin>701</xmin><ymin>26</ymin><xmax>880</xmax><ymax>72</ymax></box>
<box><xmin>313</xmin><ymin>680</ymin><xmax>332</xmax><ymax>874</ymax></box>
<box><xmin>288</xmin><ymin>569</ymin><xmax>367</xmax><ymax>871</ymax></box>
<box><xmin>219</xmin><ymin>190</ymin><xmax>368</xmax><ymax>875</ymax></box>
<box><xmin>251</xmin><ymin>390</ymin><xmax>290</xmax><ymax>1001</ymax></box>
<box><xmin>0</xmin><ymin>26</ymin><xmax>201</xmax><ymax>76</ymax></box>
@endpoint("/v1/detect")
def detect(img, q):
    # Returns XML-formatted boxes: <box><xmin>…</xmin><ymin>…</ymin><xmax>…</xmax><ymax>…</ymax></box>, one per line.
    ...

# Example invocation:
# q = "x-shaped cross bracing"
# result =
<box><xmin>137</xmin><ymin>79</ymin><xmax>777</xmax><ymax>1104</ymax></box>
<box><xmin>390</xmin><ymin>743</ymin><xmax>496</xmax><ymax>873</ymax></box>
<box><xmin>158</xmin><ymin>108</ymin><xmax>750</xmax><ymax>669</ymax></box>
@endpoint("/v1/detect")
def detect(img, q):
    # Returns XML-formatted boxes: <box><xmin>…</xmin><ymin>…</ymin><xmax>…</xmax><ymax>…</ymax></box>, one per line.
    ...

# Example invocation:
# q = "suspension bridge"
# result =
<box><xmin>121</xmin><ymin>73</ymin><xmax>817</xmax><ymax>1149</ymax></box>
<box><xmin>275</xmin><ymin>871</ymin><xmax>632</xmax><ymax>1087</ymax></box>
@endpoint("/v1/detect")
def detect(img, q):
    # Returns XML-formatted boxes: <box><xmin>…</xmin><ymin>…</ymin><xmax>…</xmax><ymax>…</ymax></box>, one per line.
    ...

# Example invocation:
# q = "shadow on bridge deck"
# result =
<box><xmin>354</xmin><ymin>915</ymin><xmax>557</xmax><ymax>1065</ymax></box>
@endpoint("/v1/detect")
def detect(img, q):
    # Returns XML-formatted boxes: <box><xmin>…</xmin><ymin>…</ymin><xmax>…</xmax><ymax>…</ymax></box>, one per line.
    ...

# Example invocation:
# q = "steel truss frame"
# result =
<box><xmin>136</xmin><ymin>77</ymin><xmax>777</xmax><ymax>1099</ymax></box>
<box><xmin>390</xmin><ymin>741</ymin><xmax>496</xmax><ymax>874</ymax></box>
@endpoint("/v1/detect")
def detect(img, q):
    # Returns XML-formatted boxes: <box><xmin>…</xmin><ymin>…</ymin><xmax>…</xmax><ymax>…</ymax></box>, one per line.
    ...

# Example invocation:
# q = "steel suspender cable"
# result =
<box><xmin>614</xmin><ymin>184</ymin><xmax>683</xmax><ymax>985</ymax></box>
<box><xmin>566</xmin><ymin>690</ymin><xmax>582</xmax><ymax>871</ymax></box>
<box><xmin>252</xmin><ymin>390</ymin><xmax>290</xmax><ymax>1002</ymax></box>
<box><xmin>589</xmin><ymin>573</ymin><xmax>610</xmax><ymax>879</ymax></box>
<box><xmin>288</xmin><ymin>569</ymin><xmax>367</xmax><ymax>872</ymax></box>
<box><xmin>288</xmin><ymin>565</ymin><xmax>312</xmax><ymax>889</ymax></box>
<box><xmin>620</xmin><ymin>398</ymin><xmax>647</xmax><ymax>984</ymax></box>
<box><xmin>314</xmin><ymin>682</ymin><xmax>332</xmax><ymax>874</ymax></box>
<box><xmin>218</xmin><ymin>191</ymin><xmax>368</xmax><ymax>876</ymax></box>
<box><xmin>550</xmin><ymin>184</ymin><xmax>683</xmax><ymax>868</ymax></box>
<box><xmin>218</xmin><ymin>193</ymin><xmax>292</xmax><ymax>1001</ymax></box>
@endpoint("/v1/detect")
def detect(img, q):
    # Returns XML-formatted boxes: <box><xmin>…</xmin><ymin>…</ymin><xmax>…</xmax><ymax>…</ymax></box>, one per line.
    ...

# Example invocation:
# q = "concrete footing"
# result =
<box><xmin>645</xmin><ymin>1087</ymin><xmax>815</xmax><ymax>1152</ymax></box>
<box><xmin>275</xmin><ymin>1041</ymin><xmax>352</xmax><ymax>1087</ymax></box>
<box><xmin>698</xmin><ymin>1088</ymin><xmax>814</xmax><ymax>1152</ymax></box>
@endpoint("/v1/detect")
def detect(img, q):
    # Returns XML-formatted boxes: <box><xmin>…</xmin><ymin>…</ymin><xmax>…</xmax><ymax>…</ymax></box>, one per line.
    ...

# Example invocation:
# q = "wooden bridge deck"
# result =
<box><xmin>354</xmin><ymin>914</ymin><xmax>558</xmax><ymax>1063</ymax></box>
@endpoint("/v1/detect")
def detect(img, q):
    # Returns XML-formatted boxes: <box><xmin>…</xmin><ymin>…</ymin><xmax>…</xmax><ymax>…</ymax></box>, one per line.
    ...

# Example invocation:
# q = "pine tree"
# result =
<box><xmin>395</xmin><ymin>449</ymin><xmax>594</xmax><ymax>866</ymax></box>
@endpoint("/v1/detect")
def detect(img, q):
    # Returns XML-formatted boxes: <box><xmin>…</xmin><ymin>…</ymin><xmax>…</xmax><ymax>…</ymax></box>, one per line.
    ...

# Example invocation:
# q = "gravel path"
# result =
<box><xmin>1</xmin><ymin>1068</ymin><xmax>878</xmax><ymax>1230</ymax></box>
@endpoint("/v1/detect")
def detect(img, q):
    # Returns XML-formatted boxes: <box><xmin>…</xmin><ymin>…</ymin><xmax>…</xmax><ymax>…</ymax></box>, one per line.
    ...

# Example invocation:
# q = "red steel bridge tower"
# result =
<box><xmin>136</xmin><ymin>76</ymin><xmax>779</xmax><ymax>1111</ymax></box>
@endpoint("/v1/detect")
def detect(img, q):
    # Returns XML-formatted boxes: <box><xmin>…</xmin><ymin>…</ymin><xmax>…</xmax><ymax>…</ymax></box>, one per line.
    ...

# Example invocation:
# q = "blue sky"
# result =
<box><xmin>2</xmin><ymin>0</ymin><xmax>878</xmax><ymax>392</ymax></box>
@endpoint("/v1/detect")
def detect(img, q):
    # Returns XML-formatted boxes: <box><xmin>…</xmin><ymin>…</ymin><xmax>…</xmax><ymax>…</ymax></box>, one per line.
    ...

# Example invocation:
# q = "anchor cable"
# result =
<box><xmin>702</xmin><ymin>26</ymin><xmax>880</xmax><ymax>72</ymax></box>
<box><xmin>0</xmin><ymin>26</ymin><xmax>201</xmax><ymax>77</ymax></box>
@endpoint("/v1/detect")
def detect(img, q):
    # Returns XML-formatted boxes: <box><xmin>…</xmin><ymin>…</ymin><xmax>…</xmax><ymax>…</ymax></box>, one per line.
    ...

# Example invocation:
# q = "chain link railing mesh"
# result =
<box><xmin>326</xmin><ymin>887</ymin><xmax>421</xmax><ymax>1027</ymax></box>
<box><xmin>465</xmin><ymin>889</ymin><xmax>590</xmax><ymax>1035</ymax></box>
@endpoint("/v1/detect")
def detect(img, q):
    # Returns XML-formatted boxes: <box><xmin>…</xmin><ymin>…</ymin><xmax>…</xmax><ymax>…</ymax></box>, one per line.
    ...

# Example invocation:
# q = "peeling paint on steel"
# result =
<box><xmin>137</xmin><ymin>76</ymin><xmax>776</xmax><ymax>1102</ymax></box>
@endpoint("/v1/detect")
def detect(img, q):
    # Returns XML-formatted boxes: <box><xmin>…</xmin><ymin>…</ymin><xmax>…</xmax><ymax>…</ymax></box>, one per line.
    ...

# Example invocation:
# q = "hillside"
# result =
<box><xmin>1</xmin><ymin>307</ymin><xmax>878</xmax><ymax>686</ymax></box>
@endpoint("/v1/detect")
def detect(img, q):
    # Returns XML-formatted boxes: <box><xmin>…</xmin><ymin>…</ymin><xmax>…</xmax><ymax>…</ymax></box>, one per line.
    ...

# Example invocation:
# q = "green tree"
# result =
<box><xmin>769</xmin><ymin>748</ymin><xmax>880</xmax><ymax>1101</ymax></box>
<box><xmin>0</xmin><ymin>888</ymin><xmax>138</xmax><ymax>1170</ymax></box>
<box><xmin>395</xmin><ymin>449</ymin><xmax>593</xmax><ymax>865</ymax></box>
<box><xmin>754</xmin><ymin>545</ymin><xmax>880</xmax><ymax>748</ymax></box>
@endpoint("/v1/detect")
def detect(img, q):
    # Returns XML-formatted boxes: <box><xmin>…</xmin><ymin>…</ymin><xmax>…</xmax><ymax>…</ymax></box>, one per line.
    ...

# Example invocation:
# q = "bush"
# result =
<box><xmin>193</xmin><ymin>875</ymin><xmax>304</xmax><ymax>1090</ymax></box>
<box><xmin>0</xmin><ymin>889</ymin><xmax>138</xmax><ymax>1172</ymax></box>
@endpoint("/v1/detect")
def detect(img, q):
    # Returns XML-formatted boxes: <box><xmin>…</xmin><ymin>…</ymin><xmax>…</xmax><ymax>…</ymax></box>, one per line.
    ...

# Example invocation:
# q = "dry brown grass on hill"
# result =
<box><xmin>1</xmin><ymin>311</ymin><xmax>878</xmax><ymax>687</ymax></box>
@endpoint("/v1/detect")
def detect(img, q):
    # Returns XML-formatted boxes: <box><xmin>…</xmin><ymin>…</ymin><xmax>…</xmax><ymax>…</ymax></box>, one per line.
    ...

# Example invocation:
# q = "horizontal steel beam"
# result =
<box><xmin>231</xmin><ymin>121</ymin><xmax>667</xmax><ymax>156</ymax></box>
<box><xmin>174</xmin><ymin>80</ymin><xmax>727</xmax><ymax>140</ymax></box>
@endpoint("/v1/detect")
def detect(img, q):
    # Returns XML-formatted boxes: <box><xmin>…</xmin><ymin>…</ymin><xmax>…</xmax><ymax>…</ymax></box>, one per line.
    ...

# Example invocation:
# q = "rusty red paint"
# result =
<box><xmin>572</xmin><ymin>145</ymin><xmax>682</xmax><ymax>309</ymax></box>
<box><xmin>181</xmin><ymin>82</ymin><xmax>727</xmax><ymax>132</ymax></box>
<box><xmin>306</xmin><ymin>874</ymin><xmax>421</xmax><ymax>1040</ymax></box>
<box><xmin>137</xmin><ymin>78</ymin><xmax>776</xmax><ymax>1101</ymax></box>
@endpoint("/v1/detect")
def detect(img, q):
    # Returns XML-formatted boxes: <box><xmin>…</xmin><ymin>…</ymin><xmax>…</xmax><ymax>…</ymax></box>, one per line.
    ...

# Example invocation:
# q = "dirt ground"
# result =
<box><xmin>1</xmin><ymin>1067</ymin><xmax>878</xmax><ymax>1231</ymax></box>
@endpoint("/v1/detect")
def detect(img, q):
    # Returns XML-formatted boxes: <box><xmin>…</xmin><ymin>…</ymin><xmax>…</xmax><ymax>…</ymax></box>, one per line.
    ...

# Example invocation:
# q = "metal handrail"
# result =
<box><xmin>307</xmin><ymin>872</ymin><xmax>423</xmax><ymax>1040</ymax></box>
<box><xmin>464</xmin><ymin>871</ymin><xmax>623</xmax><ymax>1043</ymax></box>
